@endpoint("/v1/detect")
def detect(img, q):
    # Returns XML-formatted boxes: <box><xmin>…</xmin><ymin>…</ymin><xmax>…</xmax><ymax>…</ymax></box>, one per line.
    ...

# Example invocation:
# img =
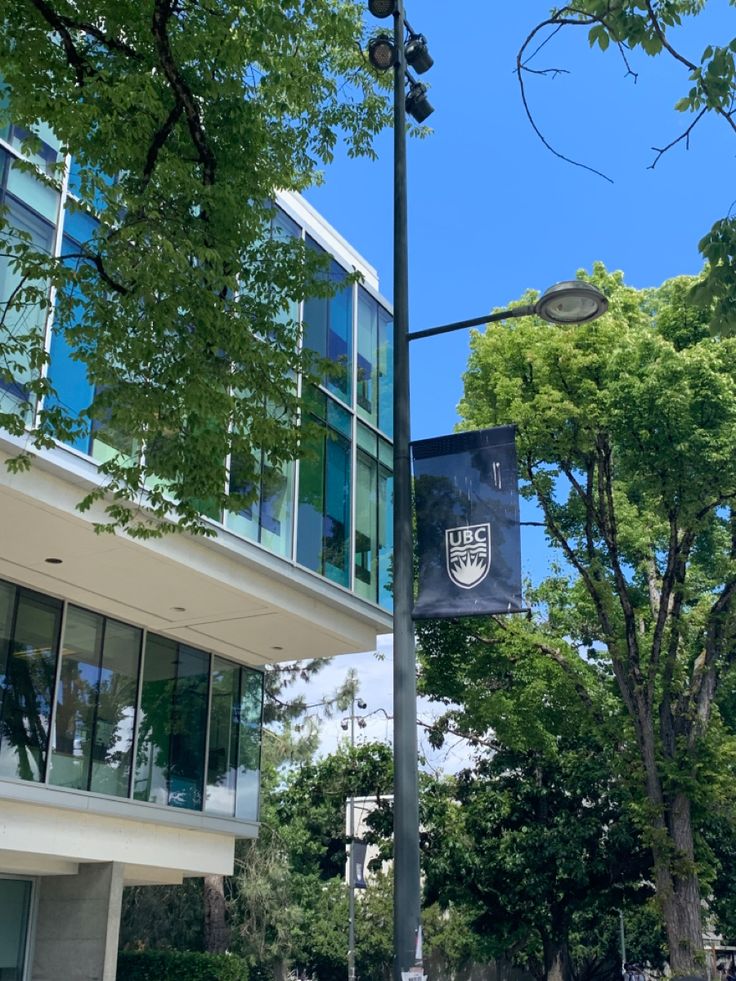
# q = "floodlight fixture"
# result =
<box><xmin>534</xmin><ymin>280</ymin><xmax>608</xmax><ymax>324</ymax></box>
<box><xmin>341</xmin><ymin>719</ymin><xmax>349</xmax><ymax>731</ymax></box>
<box><xmin>368</xmin><ymin>34</ymin><xmax>397</xmax><ymax>71</ymax></box>
<box><xmin>405</xmin><ymin>34</ymin><xmax>433</xmax><ymax>74</ymax></box>
<box><xmin>357</xmin><ymin>698</ymin><xmax>367</xmax><ymax>710</ymax></box>
<box><xmin>368</xmin><ymin>0</ymin><xmax>395</xmax><ymax>17</ymax></box>
<box><xmin>405</xmin><ymin>82</ymin><xmax>434</xmax><ymax>123</ymax></box>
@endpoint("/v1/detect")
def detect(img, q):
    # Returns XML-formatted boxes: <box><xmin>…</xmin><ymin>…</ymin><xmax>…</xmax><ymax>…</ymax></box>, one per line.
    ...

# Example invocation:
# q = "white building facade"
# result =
<box><xmin>0</xmin><ymin>122</ymin><xmax>393</xmax><ymax>980</ymax></box>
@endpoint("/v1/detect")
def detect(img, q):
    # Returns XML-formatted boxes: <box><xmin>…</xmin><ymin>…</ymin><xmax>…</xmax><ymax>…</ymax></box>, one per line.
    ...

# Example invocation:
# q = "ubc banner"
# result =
<box><xmin>353</xmin><ymin>841</ymin><xmax>367</xmax><ymax>889</ymax></box>
<box><xmin>412</xmin><ymin>425</ymin><xmax>523</xmax><ymax>620</ymax></box>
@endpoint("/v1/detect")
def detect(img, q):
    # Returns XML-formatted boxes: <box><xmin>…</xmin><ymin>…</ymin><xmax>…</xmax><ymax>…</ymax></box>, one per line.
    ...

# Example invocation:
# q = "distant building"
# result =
<box><xmin>0</xmin><ymin>121</ymin><xmax>393</xmax><ymax>980</ymax></box>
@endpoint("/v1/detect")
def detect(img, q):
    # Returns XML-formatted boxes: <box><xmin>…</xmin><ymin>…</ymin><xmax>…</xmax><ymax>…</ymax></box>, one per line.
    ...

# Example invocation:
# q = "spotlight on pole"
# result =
<box><xmin>534</xmin><ymin>281</ymin><xmax>608</xmax><ymax>324</ymax></box>
<box><xmin>368</xmin><ymin>0</ymin><xmax>395</xmax><ymax>16</ymax></box>
<box><xmin>405</xmin><ymin>82</ymin><xmax>434</xmax><ymax>123</ymax></box>
<box><xmin>368</xmin><ymin>34</ymin><xmax>397</xmax><ymax>71</ymax></box>
<box><xmin>405</xmin><ymin>34</ymin><xmax>433</xmax><ymax>74</ymax></box>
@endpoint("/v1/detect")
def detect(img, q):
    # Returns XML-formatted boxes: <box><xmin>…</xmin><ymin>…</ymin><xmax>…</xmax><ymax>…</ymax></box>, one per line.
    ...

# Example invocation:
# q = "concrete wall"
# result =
<box><xmin>31</xmin><ymin>862</ymin><xmax>124</xmax><ymax>981</ymax></box>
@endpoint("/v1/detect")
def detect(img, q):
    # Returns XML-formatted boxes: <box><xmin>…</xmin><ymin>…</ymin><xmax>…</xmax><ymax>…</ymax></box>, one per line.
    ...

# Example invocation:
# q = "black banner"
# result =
<box><xmin>412</xmin><ymin>425</ymin><xmax>522</xmax><ymax>619</ymax></box>
<box><xmin>353</xmin><ymin>840</ymin><xmax>367</xmax><ymax>889</ymax></box>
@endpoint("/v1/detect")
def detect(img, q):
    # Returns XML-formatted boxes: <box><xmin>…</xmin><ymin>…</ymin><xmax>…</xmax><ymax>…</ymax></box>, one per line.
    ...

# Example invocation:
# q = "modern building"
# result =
<box><xmin>0</xmin><ymin>121</ymin><xmax>393</xmax><ymax>980</ymax></box>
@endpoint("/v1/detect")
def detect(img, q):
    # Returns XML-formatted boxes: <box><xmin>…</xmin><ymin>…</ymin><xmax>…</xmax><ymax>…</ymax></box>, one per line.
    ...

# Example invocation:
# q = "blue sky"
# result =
<box><xmin>299</xmin><ymin>0</ymin><xmax>736</xmax><ymax>763</ymax></box>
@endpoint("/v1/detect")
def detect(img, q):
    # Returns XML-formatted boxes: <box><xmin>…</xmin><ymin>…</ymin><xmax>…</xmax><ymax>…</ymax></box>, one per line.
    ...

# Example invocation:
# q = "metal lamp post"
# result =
<box><xmin>365</xmin><ymin>7</ymin><xmax>608</xmax><ymax>981</ymax></box>
<box><xmin>345</xmin><ymin>695</ymin><xmax>368</xmax><ymax>981</ymax></box>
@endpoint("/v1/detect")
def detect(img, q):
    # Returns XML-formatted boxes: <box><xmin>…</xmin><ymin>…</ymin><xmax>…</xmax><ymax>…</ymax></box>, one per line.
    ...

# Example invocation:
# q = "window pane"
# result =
<box><xmin>7</xmin><ymin>158</ymin><xmax>59</xmax><ymax>222</ymax></box>
<box><xmin>297</xmin><ymin>394</ymin><xmax>351</xmax><ymax>586</ymax></box>
<box><xmin>355</xmin><ymin>451</ymin><xmax>378</xmax><ymax>602</ymax></box>
<box><xmin>324</xmin><ymin>430</ymin><xmax>351</xmax><ymax>586</ymax></box>
<box><xmin>0</xmin><ymin>192</ymin><xmax>55</xmax><ymax>421</ymax></box>
<box><xmin>205</xmin><ymin>657</ymin><xmax>239</xmax><ymax>817</ymax></box>
<box><xmin>134</xmin><ymin>634</ymin><xmax>178</xmax><ymax>807</ymax></box>
<box><xmin>49</xmin><ymin>606</ymin><xmax>103</xmax><ymax>791</ymax></box>
<box><xmin>48</xmin><ymin>211</ymin><xmax>100</xmax><ymax>453</ymax></box>
<box><xmin>357</xmin><ymin>289</ymin><xmax>378</xmax><ymax>425</ymax></box>
<box><xmin>0</xmin><ymin>589</ymin><xmax>61</xmax><ymax>782</ymax></box>
<box><xmin>0</xmin><ymin>878</ymin><xmax>33</xmax><ymax>980</ymax></box>
<box><xmin>134</xmin><ymin>636</ymin><xmax>208</xmax><ymax>812</ymax></box>
<box><xmin>259</xmin><ymin>458</ymin><xmax>294</xmax><ymax>557</ymax></box>
<box><xmin>378</xmin><ymin>305</ymin><xmax>393</xmax><ymax>438</ymax></box>
<box><xmin>236</xmin><ymin>668</ymin><xmax>263</xmax><ymax>821</ymax></box>
<box><xmin>303</xmin><ymin>239</ymin><xmax>353</xmax><ymax>405</ymax></box>
<box><xmin>90</xmin><ymin>619</ymin><xmax>141</xmax><ymax>797</ymax></box>
<box><xmin>169</xmin><ymin>645</ymin><xmax>209</xmax><ymax>811</ymax></box>
<box><xmin>297</xmin><ymin>421</ymin><xmax>327</xmax><ymax>574</ymax></box>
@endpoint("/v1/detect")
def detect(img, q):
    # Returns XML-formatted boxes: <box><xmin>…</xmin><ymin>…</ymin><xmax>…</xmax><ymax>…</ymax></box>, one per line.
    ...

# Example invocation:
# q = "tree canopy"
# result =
<box><xmin>451</xmin><ymin>264</ymin><xmax>736</xmax><ymax>973</ymax></box>
<box><xmin>0</xmin><ymin>0</ymin><xmax>390</xmax><ymax>535</ymax></box>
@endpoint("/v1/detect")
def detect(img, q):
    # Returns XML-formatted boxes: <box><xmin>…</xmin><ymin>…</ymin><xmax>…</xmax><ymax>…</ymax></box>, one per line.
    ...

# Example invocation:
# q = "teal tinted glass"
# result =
<box><xmin>303</xmin><ymin>237</ymin><xmax>353</xmax><ymax>405</ymax></box>
<box><xmin>378</xmin><ymin>306</ymin><xmax>393</xmax><ymax>438</ymax></box>
<box><xmin>134</xmin><ymin>636</ymin><xmax>209</xmax><ymax>811</ymax></box>
<box><xmin>0</xmin><ymin>878</ymin><xmax>33</xmax><ymax>980</ymax></box>
<box><xmin>0</xmin><ymin>588</ymin><xmax>62</xmax><ymax>782</ymax></box>
<box><xmin>206</xmin><ymin>657</ymin><xmax>240</xmax><ymax>817</ymax></box>
<box><xmin>236</xmin><ymin>668</ymin><xmax>263</xmax><ymax>821</ymax></box>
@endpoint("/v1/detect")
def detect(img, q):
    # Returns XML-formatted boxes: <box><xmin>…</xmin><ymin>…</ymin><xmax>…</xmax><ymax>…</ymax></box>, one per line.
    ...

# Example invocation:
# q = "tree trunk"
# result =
<box><xmin>203</xmin><ymin>873</ymin><xmax>230</xmax><ymax>953</ymax></box>
<box><xmin>640</xmin><ymin>714</ymin><xmax>704</xmax><ymax>975</ymax></box>
<box><xmin>658</xmin><ymin>793</ymin><xmax>705</xmax><ymax>976</ymax></box>
<box><xmin>543</xmin><ymin>935</ymin><xmax>572</xmax><ymax>981</ymax></box>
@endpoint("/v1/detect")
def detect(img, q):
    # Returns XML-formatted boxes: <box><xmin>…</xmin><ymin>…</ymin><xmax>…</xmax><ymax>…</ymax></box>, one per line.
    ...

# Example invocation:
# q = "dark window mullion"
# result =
<box><xmin>85</xmin><ymin>615</ymin><xmax>106</xmax><ymax>792</ymax></box>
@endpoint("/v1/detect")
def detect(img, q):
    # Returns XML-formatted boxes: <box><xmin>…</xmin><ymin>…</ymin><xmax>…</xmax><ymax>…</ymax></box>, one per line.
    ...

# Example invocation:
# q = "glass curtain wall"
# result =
<box><xmin>297</xmin><ymin>385</ymin><xmax>352</xmax><ymax>587</ymax></box>
<box><xmin>0</xmin><ymin>122</ymin><xmax>396</xmax><ymax>611</ymax></box>
<box><xmin>49</xmin><ymin>606</ymin><xmax>141</xmax><ymax>797</ymax></box>
<box><xmin>0</xmin><ymin>576</ymin><xmax>263</xmax><ymax>819</ymax></box>
<box><xmin>206</xmin><ymin>657</ymin><xmax>263</xmax><ymax>820</ymax></box>
<box><xmin>0</xmin><ymin>581</ymin><xmax>62</xmax><ymax>782</ymax></box>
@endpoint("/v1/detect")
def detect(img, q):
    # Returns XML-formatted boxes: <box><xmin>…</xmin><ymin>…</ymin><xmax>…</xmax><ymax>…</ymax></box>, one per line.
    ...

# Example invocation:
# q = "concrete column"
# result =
<box><xmin>31</xmin><ymin>861</ymin><xmax>124</xmax><ymax>981</ymax></box>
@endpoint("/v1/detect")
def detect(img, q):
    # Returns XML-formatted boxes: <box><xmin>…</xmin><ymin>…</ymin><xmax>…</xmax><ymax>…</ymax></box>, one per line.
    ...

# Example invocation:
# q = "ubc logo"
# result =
<box><xmin>445</xmin><ymin>523</ymin><xmax>491</xmax><ymax>590</ymax></box>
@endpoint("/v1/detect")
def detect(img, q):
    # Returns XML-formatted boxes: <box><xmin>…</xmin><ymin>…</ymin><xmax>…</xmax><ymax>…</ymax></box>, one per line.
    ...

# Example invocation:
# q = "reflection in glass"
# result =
<box><xmin>0</xmin><ymin>877</ymin><xmax>33</xmax><ymax>980</ymax></box>
<box><xmin>303</xmin><ymin>238</ymin><xmax>353</xmax><ymax>405</ymax></box>
<box><xmin>134</xmin><ymin>636</ymin><xmax>209</xmax><ymax>811</ymax></box>
<box><xmin>0</xmin><ymin>588</ymin><xmax>62</xmax><ymax>782</ymax></box>
<box><xmin>206</xmin><ymin>660</ymin><xmax>263</xmax><ymax>819</ymax></box>
<box><xmin>236</xmin><ymin>669</ymin><xmax>263</xmax><ymax>821</ymax></box>
<box><xmin>297</xmin><ymin>387</ymin><xmax>351</xmax><ymax>586</ymax></box>
<box><xmin>0</xmin><ymin>155</ymin><xmax>56</xmax><ymax>422</ymax></box>
<box><xmin>49</xmin><ymin>608</ymin><xmax>141</xmax><ymax>797</ymax></box>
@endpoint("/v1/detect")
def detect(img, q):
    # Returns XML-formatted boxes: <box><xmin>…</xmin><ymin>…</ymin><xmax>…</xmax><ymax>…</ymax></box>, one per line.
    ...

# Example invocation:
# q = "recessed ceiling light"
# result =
<box><xmin>171</xmin><ymin>606</ymin><xmax>187</xmax><ymax>613</ymax></box>
<box><xmin>271</xmin><ymin>645</ymin><xmax>283</xmax><ymax>651</ymax></box>
<box><xmin>44</xmin><ymin>557</ymin><xmax>63</xmax><ymax>565</ymax></box>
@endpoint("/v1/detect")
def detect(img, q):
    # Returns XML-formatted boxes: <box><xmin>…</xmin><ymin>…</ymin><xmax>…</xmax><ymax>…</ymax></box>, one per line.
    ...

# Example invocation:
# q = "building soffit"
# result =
<box><xmin>0</xmin><ymin>437</ymin><xmax>391</xmax><ymax>667</ymax></box>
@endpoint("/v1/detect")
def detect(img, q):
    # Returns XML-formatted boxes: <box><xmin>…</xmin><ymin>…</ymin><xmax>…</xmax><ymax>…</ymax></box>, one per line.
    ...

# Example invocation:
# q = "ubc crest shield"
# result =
<box><xmin>412</xmin><ymin>425</ymin><xmax>523</xmax><ymax>619</ymax></box>
<box><xmin>445</xmin><ymin>523</ymin><xmax>491</xmax><ymax>589</ymax></box>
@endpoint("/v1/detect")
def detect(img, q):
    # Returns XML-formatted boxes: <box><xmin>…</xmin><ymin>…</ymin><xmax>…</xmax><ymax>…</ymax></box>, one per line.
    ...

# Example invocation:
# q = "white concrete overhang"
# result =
<box><xmin>0</xmin><ymin>434</ymin><xmax>392</xmax><ymax>667</ymax></box>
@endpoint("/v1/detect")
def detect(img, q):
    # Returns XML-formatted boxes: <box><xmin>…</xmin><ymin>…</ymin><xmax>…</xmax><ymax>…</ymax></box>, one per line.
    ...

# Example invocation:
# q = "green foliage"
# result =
<box><xmin>120</xmin><ymin>879</ymin><xmax>204</xmax><ymax>953</ymax></box>
<box><xmin>117</xmin><ymin>949</ymin><xmax>247</xmax><ymax>981</ymax></box>
<box><xmin>0</xmin><ymin>0</ymin><xmax>392</xmax><ymax>536</ymax></box>
<box><xmin>417</xmin><ymin>611</ymin><xmax>654</xmax><ymax>980</ymax></box>
<box><xmin>450</xmin><ymin>263</ymin><xmax>736</xmax><ymax>969</ymax></box>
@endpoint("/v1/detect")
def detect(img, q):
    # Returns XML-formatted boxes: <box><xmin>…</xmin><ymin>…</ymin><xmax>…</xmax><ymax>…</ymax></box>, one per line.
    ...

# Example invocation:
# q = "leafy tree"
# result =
<box><xmin>417</xmin><ymin>612</ymin><xmax>658</xmax><ymax>981</ymax></box>
<box><xmin>452</xmin><ymin>263</ymin><xmax>736</xmax><ymax>972</ymax></box>
<box><xmin>518</xmin><ymin>3</ymin><xmax>736</xmax><ymax>334</ymax></box>
<box><xmin>0</xmin><ymin>0</ymin><xmax>391</xmax><ymax>536</ymax></box>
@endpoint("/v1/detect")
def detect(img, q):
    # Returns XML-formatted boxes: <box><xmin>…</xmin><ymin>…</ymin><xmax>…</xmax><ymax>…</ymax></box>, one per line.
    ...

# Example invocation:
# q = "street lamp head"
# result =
<box><xmin>357</xmin><ymin>698</ymin><xmax>367</xmax><ymax>710</ymax></box>
<box><xmin>368</xmin><ymin>34</ymin><xmax>396</xmax><ymax>71</ymax></box>
<box><xmin>534</xmin><ymin>280</ymin><xmax>608</xmax><ymax>325</ymax></box>
<box><xmin>340</xmin><ymin>719</ymin><xmax>349</xmax><ymax>731</ymax></box>
<box><xmin>368</xmin><ymin>0</ymin><xmax>395</xmax><ymax>17</ymax></box>
<box><xmin>405</xmin><ymin>82</ymin><xmax>434</xmax><ymax>123</ymax></box>
<box><xmin>405</xmin><ymin>34</ymin><xmax>433</xmax><ymax>74</ymax></box>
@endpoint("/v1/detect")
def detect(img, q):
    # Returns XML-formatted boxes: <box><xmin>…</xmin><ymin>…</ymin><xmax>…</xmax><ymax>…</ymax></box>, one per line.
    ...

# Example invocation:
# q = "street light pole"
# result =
<box><xmin>391</xmin><ymin>1</ymin><xmax>422</xmax><ymax>979</ymax></box>
<box><xmin>348</xmin><ymin>695</ymin><xmax>357</xmax><ymax>981</ymax></box>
